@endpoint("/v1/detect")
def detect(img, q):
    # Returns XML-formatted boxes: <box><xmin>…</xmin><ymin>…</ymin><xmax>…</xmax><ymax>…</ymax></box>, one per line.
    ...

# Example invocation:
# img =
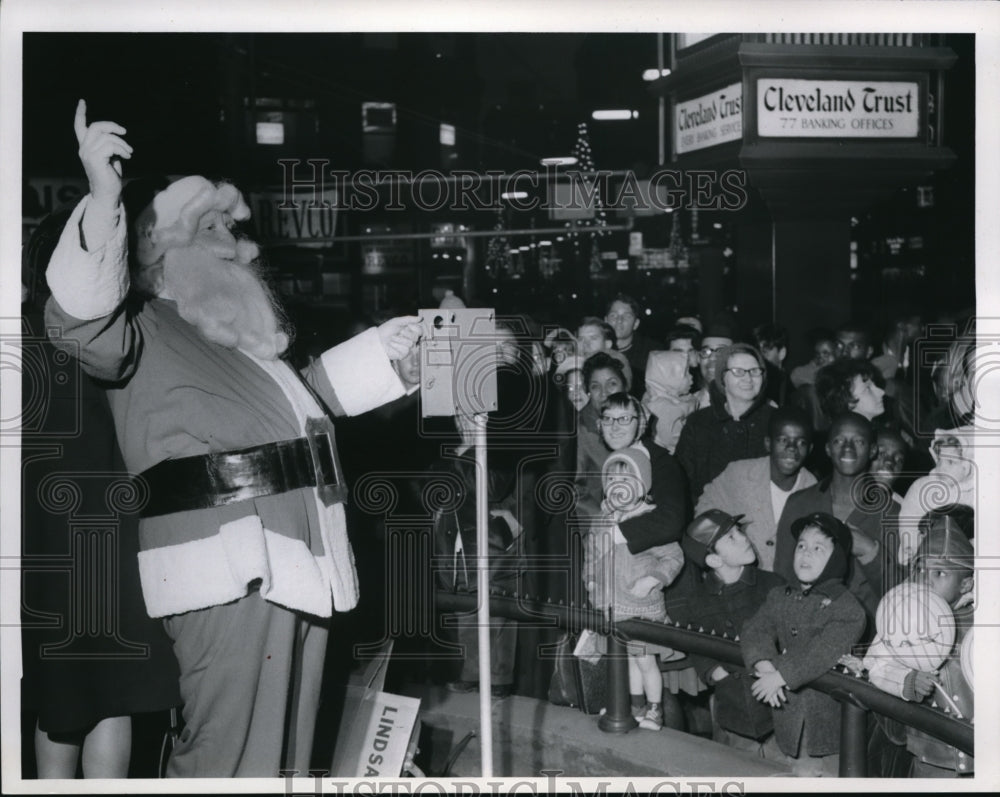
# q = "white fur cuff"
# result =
<box><xmin>45</xmin><ymin>196</ymin><xmax>130</xmax><ymax>321</ymax></box>
<box><xmin>320</xmin><ymin>327</ymin><xmax>405</xmax><ymax>416</ymax></box>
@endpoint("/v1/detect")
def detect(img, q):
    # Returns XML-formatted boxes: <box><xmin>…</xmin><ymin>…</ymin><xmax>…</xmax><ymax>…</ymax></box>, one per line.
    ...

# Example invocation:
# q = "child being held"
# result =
<box><xmin>861</xmin><ymin>514</ymin><xmax>974</xmax><ymax>777</ymax></box>
<box><xmin>583</xmin><ymin>446</ymin><xmax>684</xmax><ymax>731</ymax></box>
<box><xmin>741</xmin><ymin>512</ymin><xmax>867</xmax><ymax>776</ymax></box>
<box><xmin>668</xmin><ymin>510</ymin><xmax>786</xmax><ymax>754</ymax></box>
<box><xmin>898</xmin><ymin>427</ymin><xmax>975</xmax><ymax>566</ymax></box>
<box><xmin>642</xmin><ymin>350</ymin><xmax>699</xmax><ymax>454</ymax></box>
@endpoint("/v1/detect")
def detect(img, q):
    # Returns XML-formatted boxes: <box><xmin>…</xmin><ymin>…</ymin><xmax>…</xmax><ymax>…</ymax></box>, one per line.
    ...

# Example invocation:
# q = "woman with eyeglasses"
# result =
<box><xmin>675</xmin><ymin>343</ymin><xmax>775</xmax><ymax>503</ymax></box>
<box><xmin>575</xmin><ymin>392</ymin><xmax>690</xmax><ymax>552</ymax></box>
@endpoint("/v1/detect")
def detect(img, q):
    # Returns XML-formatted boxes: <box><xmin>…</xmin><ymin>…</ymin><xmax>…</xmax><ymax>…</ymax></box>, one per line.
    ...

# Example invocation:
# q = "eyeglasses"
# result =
<box><xmin>607</xmin><ymin>313</ymin><xmax>635</xmax><ymax>322</ymax></box>
<box><xmin>699</xmin><ymin>346</ymin><xmax>724</xmax><ymax>360</ymax></box>
<box><xmin>725</xmin><ymin>366</ymin><xmax>765</xmax><ymax>379</ymax></box>
<box><xmin>599</xmin><ymin>415</ymin><xmax>637</xmax><ymax>428</ymax></box>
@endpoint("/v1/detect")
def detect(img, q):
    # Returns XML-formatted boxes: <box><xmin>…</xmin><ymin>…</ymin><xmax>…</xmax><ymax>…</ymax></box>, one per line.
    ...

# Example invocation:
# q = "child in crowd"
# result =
<box><xmin>862</xmin><ymin>517</ymin><xmax>974</xmax><ymax>777</ymax></box>
<box><xmin>668</xmin><ymin>511</ymin><xmax>786</xmax><ymax>754</ymax></box>
<box><xmin>898</xmin><ymin>427</ymin><xmax>976</xmax><ymax>566</ymax></box>
<box><xmin>554</xmin><ymin>355</ymin><xmax>589</xmax><ymax>411</ymax></box>
<box><xmin>584</xmin><ymin>447</ymin><xmax>684</xmax><ymax>731</ymax></box>
<box><xmin>869</xmin><ymin>427</ymin><xmax>909</xmax><ymax>499</ymax></box>
<box><xmin>642</xmin><ymin>350</ymin><xmax>699</xmax><ymax>454</ymax></box>
<box><xmin>741</xmin><ymin>512</ymin><xmax>866</xmax><ymax>776</ymax></box>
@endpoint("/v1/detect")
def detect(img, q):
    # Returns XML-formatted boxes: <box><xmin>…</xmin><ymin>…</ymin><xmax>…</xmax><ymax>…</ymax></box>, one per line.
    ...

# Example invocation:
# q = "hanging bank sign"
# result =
<box><xmin>757</xmin><ymin>78</ymin><xmax>920</xmax><ymax>138</ymax></box>
<box><xmin>674</xmin><ymin>82</ymin><xmax>743</xmax><ymax>155</ymax></box>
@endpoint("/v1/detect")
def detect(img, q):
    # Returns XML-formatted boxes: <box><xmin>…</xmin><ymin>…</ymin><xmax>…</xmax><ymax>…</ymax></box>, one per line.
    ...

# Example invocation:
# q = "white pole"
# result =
<box><xmin>473</xmin><ymin>411</ymin><xmax>494</xmax><ymax>777</ymax></box>
<box><xmin>657</xmin><ymin>32</ymin><xmax>665</xmax><ymax>167</ymax></box>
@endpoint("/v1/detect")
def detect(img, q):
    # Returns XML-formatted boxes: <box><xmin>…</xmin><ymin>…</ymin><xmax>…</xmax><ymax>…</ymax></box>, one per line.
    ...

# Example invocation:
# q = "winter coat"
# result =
<box><xmin>44</xmin><ymin>195</ymin><xmax>407</xmax><ymax>619</ymax></box>
<box><xmin>667</xmin><ymin>564</ymin><xmax>787</xmax><ymax>681</ymax></box>
<box><xmin>675</xmin><ymin>382</ymin><xmax>773</xmax><ymax>502</ymax></box>
<box><xmin>864</xmin><ymin>601</ymin><xmax>974</xmax><ymax>773</ymax></box>
<box><xmin>741</xmin><ymin>580</ymin><xmax>866</xmax><ymax>757</ymax></box>
<box><xmin>584</xmin><ymin>506</ymin><xmax>684</xmax><ymax>621</ymax></box>
<box><xmin>695</xmin><ymin>456</ymin><xmax>816</xmax><ymax>572</ymax></box>
<box><xmin>642</xmin><ymin>350</ymin><xmax>698</xmax><ymax>454</ymax></box>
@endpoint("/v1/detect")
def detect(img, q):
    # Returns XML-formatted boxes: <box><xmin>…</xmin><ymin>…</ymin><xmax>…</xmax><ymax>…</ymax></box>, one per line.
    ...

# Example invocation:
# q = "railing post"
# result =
<box><xmin>839</xmin><ymin>701</ymin><xmax>868</xmax><ymax>777</ymax></box>
<box><xmin>598</xmin><ymin>617</ymin><xmax>638</xmax><ymax>734</ymax></box>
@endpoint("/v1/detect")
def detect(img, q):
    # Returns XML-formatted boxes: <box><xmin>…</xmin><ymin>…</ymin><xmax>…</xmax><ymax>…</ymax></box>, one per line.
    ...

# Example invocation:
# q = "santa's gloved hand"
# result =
<box><xmin>378</xmin><ymin>316</ymin><xmax>422</xmax><ymax>361</ymax></box>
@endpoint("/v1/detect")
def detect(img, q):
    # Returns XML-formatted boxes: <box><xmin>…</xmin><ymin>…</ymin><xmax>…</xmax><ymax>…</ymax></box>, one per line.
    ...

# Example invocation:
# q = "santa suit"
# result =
<box><xmin>45</xmin><ymin>195</ymin><xmax>408</xmax><ymax>777</ymax></box>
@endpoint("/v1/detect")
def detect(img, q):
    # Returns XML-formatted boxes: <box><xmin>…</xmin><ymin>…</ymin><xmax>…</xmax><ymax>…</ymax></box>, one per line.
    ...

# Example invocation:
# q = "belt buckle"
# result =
<box><xmin>305</xmin><ymin>416</ymin><xmax>348</xmax><ymax>507</ymax></box>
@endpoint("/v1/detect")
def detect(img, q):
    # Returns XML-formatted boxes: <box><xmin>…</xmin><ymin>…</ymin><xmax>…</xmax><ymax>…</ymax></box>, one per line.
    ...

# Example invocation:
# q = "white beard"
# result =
<box><xmin>161</xmin><ymin>244</ymin><xmax>290</xmax><ymax>360</ymax></box>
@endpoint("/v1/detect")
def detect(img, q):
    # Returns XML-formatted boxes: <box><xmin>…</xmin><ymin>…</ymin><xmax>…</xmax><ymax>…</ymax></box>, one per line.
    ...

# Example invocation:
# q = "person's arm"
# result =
<box><xmin>619</xmin><ymin>446</ymin><xmax>689</xmax><ymax>551</ymax></box>
<box><xmin>45</xmin><ymin>100</ymin><xmax>139</xmax><ymax>381</ymax></box>
<box><xmin>849</xmin><ymin>522</ymin><xmax>883</xmax><ymax>593</ymax></box>
<box><xmin>770</xmin><ymin>595</ymin><xmax>866</xmax><ymax>690</ymax></box>
<box><xmin>639</xmin><ymin>541</ymin><xmax>685</xmax><ymax>590</ymax></box>
<box><xmin>301</xmin><ymin>317</ymin><xmax>422</xmax><ymax>417</ymax></box>
<box><xmin>862</xmin><ymin>637</ymin><xmax>925</xmax><ymax>700</ymax></box>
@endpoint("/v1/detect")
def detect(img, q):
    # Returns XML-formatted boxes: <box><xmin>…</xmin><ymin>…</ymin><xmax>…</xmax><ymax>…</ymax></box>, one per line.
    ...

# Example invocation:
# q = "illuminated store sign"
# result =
<box><xmin>673</xmin><ymin>82</ymin><xmax>743</xmax><ymax>155</ymax></box>
<box><xmin>757</xmin><ymin>79</ymin><xmax>920</xmax><ymax>138</ymax></box>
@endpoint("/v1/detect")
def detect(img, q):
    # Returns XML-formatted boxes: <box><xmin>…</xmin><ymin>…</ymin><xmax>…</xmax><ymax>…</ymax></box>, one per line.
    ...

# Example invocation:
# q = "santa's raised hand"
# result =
<box><xmin>74</xmin><ymin>99</ymin><xmax>132</xmax><ymax>205</ymax></box>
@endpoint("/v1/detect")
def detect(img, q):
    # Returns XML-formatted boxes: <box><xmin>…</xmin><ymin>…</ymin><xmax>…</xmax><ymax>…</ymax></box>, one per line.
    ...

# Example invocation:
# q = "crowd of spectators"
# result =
<box><xmin>341</xmin><ymin>291</ymin><xmax>977</xmax><ymax>778</ymax></box>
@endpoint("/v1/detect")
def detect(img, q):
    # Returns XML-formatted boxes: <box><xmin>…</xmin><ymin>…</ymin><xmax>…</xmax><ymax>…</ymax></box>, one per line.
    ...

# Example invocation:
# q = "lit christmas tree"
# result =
<box><xmin>484</xmin><ymin>206</ymin><xmax>512</xmax><ymax>279</ymax></box>
<box><xmin>567</xmin><ymin>121</ymin><xmax>609</xmax><ymax>274</ymax></box>
<box><xmin>668</xmin><ymin>210</ymin><xmax>689</xmax><ymax>269</ymax></box>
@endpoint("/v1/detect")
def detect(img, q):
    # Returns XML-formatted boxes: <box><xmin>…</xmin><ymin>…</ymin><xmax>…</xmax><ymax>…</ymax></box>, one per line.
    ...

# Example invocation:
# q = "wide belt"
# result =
<box><xmin>135</xmin><ymin>416</ymin><xmax>347</xmax><ymax>518</ymax></box>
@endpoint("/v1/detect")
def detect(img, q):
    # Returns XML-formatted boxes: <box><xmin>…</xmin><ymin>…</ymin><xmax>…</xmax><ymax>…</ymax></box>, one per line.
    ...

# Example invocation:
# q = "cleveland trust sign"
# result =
<box><xmin>757</xmin><ymin>79</ymin><xmax>920</xmax><ymax>137</ymax></box>
<box><xmin>650</xmin><ymin>33</ymin><xmax>958</xmax><ymax>364</ymax></box>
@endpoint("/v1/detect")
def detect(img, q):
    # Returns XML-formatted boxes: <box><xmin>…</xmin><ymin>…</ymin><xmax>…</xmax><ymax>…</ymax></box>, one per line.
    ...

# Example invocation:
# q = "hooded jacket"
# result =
<box><xmin>675</xmin><ymin>344</ymin><xmax>774</xmax><ymax>501</ymax></box>
<box><xmin>642</xmin><ymin>350</ymin><xmax>699</xmax><ymax>454</ymax></box>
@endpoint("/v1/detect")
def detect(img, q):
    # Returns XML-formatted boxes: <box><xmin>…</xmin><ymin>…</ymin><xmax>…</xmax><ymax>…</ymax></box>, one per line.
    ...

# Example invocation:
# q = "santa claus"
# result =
<box><xmin>44</xmin><ymin>100</ymin><xmax>422</xmax><ymax>777</ymax></box>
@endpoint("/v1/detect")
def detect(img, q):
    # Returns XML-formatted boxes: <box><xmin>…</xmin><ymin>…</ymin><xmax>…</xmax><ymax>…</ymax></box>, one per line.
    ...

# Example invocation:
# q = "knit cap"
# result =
<box><xmin>602</xmin><ymin>446</ymin><xmax>652</xmax><ymax>505</ymax></box>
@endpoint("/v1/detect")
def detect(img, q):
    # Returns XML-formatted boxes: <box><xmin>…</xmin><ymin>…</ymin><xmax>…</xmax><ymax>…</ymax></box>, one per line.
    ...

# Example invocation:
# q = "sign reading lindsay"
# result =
<box><xmin>757</xmin><ymin>79</ymin><xmax>920</xmax><ymax>138</ymax></box>
<box><xmin>674</xmin><ymin>82</ymin><xmax>743</xmax><ymax>155</ymax></box>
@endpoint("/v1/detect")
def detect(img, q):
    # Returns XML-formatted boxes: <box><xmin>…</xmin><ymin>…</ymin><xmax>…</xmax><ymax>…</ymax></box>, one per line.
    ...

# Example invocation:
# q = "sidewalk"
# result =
<box><xmin>403</xmin><ymin>685</ymin><xmax>793</xmax><ymax>779</ymax></box>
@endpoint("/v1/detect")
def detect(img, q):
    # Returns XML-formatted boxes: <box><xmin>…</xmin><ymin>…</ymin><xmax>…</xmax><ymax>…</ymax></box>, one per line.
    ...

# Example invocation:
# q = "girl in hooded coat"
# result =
<box><xmin>642</xmin><ymin>350</ymin><xmax>699</xmax><ymax>454</ymax></box>
<box><xmin>741</xmin><ymin>512</ymin><xmax>866</xmax><ymax>776</ymax></box>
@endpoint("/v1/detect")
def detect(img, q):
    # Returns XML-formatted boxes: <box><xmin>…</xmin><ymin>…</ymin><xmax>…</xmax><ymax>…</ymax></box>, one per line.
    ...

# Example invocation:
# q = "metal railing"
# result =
<box><xmin>436</xmin><ymin>588</ymin><xmax>973</xmax><ymax>777</ymax></box>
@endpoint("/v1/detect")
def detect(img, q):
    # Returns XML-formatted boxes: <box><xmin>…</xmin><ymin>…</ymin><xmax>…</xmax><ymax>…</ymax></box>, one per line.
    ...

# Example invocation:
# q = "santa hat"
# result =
<box><xmin>134</xmin><ymin>176</ymin><xmax>251</xmax><ymax>266</ymax></box>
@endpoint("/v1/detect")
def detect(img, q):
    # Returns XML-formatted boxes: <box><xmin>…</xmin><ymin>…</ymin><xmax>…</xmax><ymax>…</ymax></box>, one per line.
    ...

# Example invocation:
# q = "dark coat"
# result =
<box><xmin>619</xmin><ymin>441</ymin><xmax>690</xmax><ymax>552</ymax></box>
<box><xmin>667</xmin><ymin>564</ymin><xmax>787</xmax><ymax>678</ymax></box>
<box><xmin>665</xmin><ymin>564</ymin><xmax>787</xmax><ymax>738</ymax></box>
<box><xmin>741</xmin><ymin>580</ymin><xmax>866</xmax><ymax>757</ymax></box>
<box><xmin>773</xmin><ymin>478</ymin><xmax>898</xmax><ymax>625</ymax></box>
<box><xmin>675</xmin><ymin>385</ymin><xmax>773</xmax><ymax>502</ymax></box>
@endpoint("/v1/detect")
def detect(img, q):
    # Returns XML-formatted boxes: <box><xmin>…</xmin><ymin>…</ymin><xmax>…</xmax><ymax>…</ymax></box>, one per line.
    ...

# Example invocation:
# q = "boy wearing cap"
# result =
<box><xmin>741</xmin><ymin>512</ymin><xmax>867</xmax><ymax>776</ymax></box>
<box><xmin>668</xmin><ymin>510</ymin><xmax>786</xmax><ymax>753</ymax></box>
<box><xmin>862</xmin><ymin>515</ymin><xmax>975</xmax><ymax>777</ymax></box>
<box><xmin>584</xmin><ymin>446</ymin><xmax>684</xmax><ymax>731</ymax></box>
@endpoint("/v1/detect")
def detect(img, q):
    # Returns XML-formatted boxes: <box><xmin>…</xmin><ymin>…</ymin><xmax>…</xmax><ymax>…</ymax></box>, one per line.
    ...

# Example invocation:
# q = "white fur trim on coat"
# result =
<box><xmin>320</xmin><ymin>327</ymin><xmax>406</xmax><ymax>416</ymax></box>
<box><xmin>46</xmin><ymin>196</ymin><xmax>130</xmax><ymax>321</ymax></box>
<box><xmin>137</xmin><ymin>515</ymin><xmax>337</xmax><ymax>618</ymax></box>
